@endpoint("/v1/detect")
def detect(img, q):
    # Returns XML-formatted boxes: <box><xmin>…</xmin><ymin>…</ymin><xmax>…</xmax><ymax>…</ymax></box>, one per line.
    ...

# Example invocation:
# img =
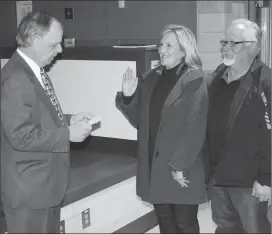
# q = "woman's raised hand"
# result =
<box><xmin>122</xmin><ymin>67</ymin><xmax>138</xmax><ymax>97</ymax></box>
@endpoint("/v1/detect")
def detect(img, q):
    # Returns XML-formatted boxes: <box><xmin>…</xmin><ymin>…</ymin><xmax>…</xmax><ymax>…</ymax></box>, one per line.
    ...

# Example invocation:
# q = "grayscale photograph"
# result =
<box><xmin>0</xmin><ymin>0</ymin><xmax>271</xmax><ymax>233</ymax></box>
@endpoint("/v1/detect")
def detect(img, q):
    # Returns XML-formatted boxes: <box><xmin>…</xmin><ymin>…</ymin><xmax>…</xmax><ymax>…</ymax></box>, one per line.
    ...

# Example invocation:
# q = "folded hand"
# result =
<box><xmin>252</xmin><ymin>181</ymin><xmax>271</xmax><ymax>205</ymax></box>
<box><xmin>172</xmin><ymin>171</ymin><xmax>190</xmax><ymax>188</ymax></box>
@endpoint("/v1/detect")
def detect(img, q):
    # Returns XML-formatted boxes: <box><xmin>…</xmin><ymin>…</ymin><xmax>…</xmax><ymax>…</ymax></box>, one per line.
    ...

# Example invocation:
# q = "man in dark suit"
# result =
<box><xmin>1</xmin><ymin>11</ymin><xmax>93</xmax><ymax>233</ymax></box>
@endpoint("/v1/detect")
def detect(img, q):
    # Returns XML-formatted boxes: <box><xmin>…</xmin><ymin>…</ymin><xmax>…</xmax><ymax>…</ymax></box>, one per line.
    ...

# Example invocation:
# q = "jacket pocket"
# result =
<box><xmin>16</xmin><ymin>160</ymin><xmax>48</xmax><ymax>173</ymax></box>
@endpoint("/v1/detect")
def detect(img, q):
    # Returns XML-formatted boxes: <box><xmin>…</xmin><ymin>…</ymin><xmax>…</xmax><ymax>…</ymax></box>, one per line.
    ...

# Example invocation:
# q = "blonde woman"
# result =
<box><xmin>116</xmin><ymin>24</ymin><xmax>208</xmax><ymax>233</ymax></box>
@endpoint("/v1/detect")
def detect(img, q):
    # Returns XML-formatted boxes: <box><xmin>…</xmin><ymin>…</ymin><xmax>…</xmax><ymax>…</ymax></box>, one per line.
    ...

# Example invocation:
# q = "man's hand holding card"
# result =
<box><xmin>70</xmin><ymin>112</ymin><xmax>101</xmax><ymax>132</ymax></box>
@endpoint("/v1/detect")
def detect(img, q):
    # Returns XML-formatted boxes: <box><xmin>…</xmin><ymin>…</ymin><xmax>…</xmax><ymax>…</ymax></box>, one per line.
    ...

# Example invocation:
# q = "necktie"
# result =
<box><xmin>40</xmin><ymin>68</ymin><xmax>65</xmax><ymax>126</ymax></box>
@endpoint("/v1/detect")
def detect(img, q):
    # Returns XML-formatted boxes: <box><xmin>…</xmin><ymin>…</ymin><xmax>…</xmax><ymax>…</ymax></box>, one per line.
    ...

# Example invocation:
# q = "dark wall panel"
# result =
<box><xmin>0</xmin><ymin>1</ymin><xmax>17</xmax><ymax>47</ymax></box>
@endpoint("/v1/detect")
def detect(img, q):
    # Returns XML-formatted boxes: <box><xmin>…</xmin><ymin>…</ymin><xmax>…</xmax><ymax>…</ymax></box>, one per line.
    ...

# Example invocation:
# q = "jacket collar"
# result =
<box><xmin>164</xmin><ymin>68</ymin><xmax>204</xmax><ymax>107</ymax></box>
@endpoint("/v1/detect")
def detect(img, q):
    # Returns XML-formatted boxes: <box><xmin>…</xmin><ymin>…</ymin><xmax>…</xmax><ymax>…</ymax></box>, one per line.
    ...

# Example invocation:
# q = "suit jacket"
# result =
<box><xmin>116</xmin><ymin>65</ymin><xmax>209</xmax><ymax>204</ymax></box>
<box><xmin>1</xmin><ymin>52</ymin><xmax>71</xmax><ymax>209</ymax></box>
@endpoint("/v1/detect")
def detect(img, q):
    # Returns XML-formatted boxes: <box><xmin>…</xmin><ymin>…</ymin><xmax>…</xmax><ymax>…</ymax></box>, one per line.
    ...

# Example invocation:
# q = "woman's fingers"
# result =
<box><xmin>179</xmin><ymin>181</ymin><xmax>188</xmax><ymax>187</ymax></box>
<box><xmin>124</xmin><ymin>67</ymin><xmax>136</xmax><ymax>82</ymax></box>
<box><xmin>175</xmin><ymin>178</ymin><xmax>190</xmax><ymax>188</ymax></box>
<box><xmin>126</xmin><ymin>67</ymin><xmax>133</xmax><ymax>79</ymax></box>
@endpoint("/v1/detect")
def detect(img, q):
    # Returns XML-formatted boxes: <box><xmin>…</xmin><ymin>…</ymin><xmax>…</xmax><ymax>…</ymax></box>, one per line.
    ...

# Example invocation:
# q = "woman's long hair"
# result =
<box><xmin>160</xmin><ymin>24</ymin><xmax>202</xmax><ymax>70</ymax></box>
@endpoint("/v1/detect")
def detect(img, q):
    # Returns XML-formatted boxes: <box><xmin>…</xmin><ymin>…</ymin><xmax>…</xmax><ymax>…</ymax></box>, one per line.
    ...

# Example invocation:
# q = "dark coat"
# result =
<box><xmin>205</xmin><ymin>58</ymin><xmax>271</xmax><ymax>187</ymax></box>
<box><xmin>116</xmin><ymin>65</ymin><xmax>209</xmax><ymax>204</ymax></box>
<box><xmin>1</xmin><ymin>52</ymin><xmax>71</xmax><ymax>209</ymax></box>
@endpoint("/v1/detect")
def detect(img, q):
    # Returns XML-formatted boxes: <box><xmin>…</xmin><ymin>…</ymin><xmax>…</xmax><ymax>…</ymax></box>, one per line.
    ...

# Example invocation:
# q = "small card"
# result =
<box><xmin>87</xmin><ymin>116</ymin><xmax>101</xmax><ymax>125</ymax></box>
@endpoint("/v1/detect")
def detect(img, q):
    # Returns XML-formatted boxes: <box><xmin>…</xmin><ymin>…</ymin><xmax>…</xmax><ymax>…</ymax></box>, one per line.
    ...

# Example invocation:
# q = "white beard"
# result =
<box><xmin>223</xmin><ymin>54</ymin><xmax>236</xmax><ymax>66</ymax></box>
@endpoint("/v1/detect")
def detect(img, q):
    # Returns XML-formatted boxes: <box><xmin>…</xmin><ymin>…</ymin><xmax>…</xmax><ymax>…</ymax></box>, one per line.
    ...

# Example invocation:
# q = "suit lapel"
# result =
<box><xmin>13</xmin><ymin>52</ymin><xmax>64</xmax><ymax>126</ymax></box>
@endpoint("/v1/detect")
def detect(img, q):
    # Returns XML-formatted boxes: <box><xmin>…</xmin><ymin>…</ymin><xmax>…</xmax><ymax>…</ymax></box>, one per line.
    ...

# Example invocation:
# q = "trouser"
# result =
<box><xmin>210</xmin><ymin>185</ymin><xmax>271</xmax><ymax>233</ymax></box>
<box><xmin>153</xmin><ymin>203</ymin><xmax>200</xmax><ymax>233</ymax></box>
<box><xmin>3</xmin><ymin>204</ymin><xmax>61</xmax><ymax>233</ymax></box>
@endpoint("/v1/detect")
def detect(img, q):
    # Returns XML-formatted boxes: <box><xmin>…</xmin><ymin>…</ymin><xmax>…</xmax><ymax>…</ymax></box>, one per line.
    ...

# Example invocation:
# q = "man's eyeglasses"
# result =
<box><xmin>220</xmin><ymin>40</ymin><xmax>256</xmax><ymax>47</ymax></box>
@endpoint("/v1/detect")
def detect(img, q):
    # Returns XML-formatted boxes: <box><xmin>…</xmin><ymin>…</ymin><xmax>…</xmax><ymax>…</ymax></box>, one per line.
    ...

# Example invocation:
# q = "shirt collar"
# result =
<box><xmin>221</xmin><ymin>67</ymin><xmax>245</xmax><ymax>84</ymax></box>
<box><xmin>221</xmin><ymin>57</ymin><xmax>261</xmax><ymax>83</ymax></box>
<box><xmin>16</xmin><ymin>48</ymin><xmax>41</xmax><ymax>77</ymax></box>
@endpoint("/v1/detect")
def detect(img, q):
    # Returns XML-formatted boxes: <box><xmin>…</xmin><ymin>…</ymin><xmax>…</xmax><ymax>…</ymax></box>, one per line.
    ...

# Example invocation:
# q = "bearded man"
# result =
<box><xmin>205</xmin><ymin>18</ymin><xmax>271</xmax><ymax>233</ymax></box>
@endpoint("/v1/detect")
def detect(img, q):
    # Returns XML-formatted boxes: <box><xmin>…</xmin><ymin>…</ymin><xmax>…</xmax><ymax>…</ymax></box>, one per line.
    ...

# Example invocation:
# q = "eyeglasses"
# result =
<box><xmin>220</xmin><ymin>40</ymin><xmax>256</xmax><ymax>47</ymax></box>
